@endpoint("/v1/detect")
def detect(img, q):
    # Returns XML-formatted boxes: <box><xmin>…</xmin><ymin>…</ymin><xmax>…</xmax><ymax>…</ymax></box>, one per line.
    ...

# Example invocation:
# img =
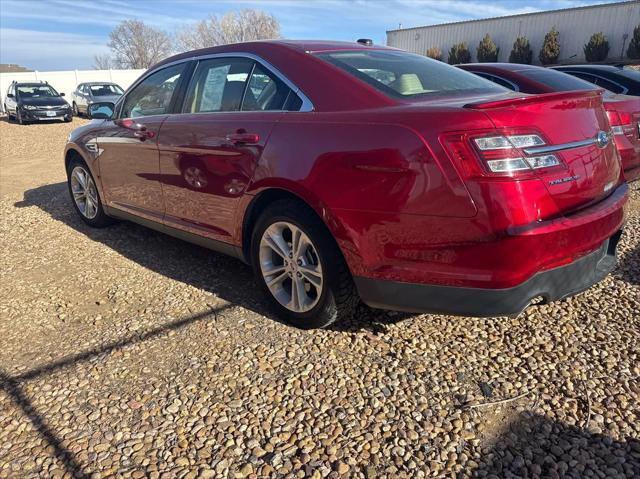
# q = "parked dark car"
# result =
<box><xmin>4</xmin><ymin>81</ymin><xmax>72</xmax><ymax>124</ymax></box>
<box><xmin>64</xmin><ymin>41</ymin><xmax>627</xmax><ymax>328</ymax></box>
<box><xmin>457</xmin><ymin>63</ymin><xmax>640</xmax><ymax>182</ymax></box>
<box><xmin>552</xmin><ymin>65</ymin><xmax>640</xmax><ymax>96</ymax></box>
<box><xmin>71</xmin><ymin>82</ymin><xmax>124</xmax><ymax>117</ymax></box>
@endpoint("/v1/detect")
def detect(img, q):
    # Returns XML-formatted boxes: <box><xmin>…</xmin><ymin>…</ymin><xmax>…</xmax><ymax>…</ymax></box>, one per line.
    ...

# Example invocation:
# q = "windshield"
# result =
<box><xmin>16</xmin><ymin>85</ymin><xmax>59</xmax><ymax>98</ymax></box>
<box><xmin>521</xmin><ymin>69</ymin><xmax>599</xmax><ymax>92</ymax></box>
<box><xmin>89</xmin><ymin>84</ymin><xmax>124</xmax><ymax>96</ymax></box>
<box><xmin>315</xmin><ymin>50</ymin><xmax>505</xmax><ymax>98</ymax></box>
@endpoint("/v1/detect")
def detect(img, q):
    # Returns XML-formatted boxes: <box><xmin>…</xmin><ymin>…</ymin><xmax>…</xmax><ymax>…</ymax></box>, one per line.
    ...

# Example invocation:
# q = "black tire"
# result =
<box><xmin>66</xmin><ymin>157</ymin><xmax>114</xmax><ymax>228</ymax></box>
<box><xmin>251</xmin><ymin>199</ymin><xmax>358</xmax><ymax>329</ymax></box>
<box><xmin>3</xmin><ymin>105</ymin><xmax>10</xmax><ymax>121</ymax></box>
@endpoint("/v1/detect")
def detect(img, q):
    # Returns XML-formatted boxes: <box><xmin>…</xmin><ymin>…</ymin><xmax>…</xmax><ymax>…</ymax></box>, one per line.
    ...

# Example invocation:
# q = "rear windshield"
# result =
<box><xmin>315</xmin><ymin>50</ymin><xmax>505</xmax><ymax>98</ymax></box>
<box><xmin>521</xmin><ymin>69</ymin><xmax>598</xmax><ymax>92</ymax></box>
<box><xmin>619</xmin><ymin>69</ymin><xmax>640</xmax><ymax>81</ymax></box>
<box><xmin>90</xmin><ymin>84</ymin><xmax>124</xmax><ymax>96</ymax></box>
<box><xmin>16</xmin><ymin>85</ymin><xmax>59</xmax><ymax>98</ymax></box>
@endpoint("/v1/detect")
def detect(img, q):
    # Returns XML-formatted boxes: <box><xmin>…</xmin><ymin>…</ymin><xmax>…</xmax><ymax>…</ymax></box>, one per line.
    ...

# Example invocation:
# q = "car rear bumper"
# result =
<box><xmin>349</xmin><ymin>183</ymin><xmax>628</xmax><ymax>316</ymax></box>
<box><xmin>355</xmin><ymin>229</ymin><xmax>621</xmax><ymax>317</ymax></box>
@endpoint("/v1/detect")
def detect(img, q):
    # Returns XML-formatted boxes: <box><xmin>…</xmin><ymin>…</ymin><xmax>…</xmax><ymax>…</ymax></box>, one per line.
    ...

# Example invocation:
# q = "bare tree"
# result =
<box><xmin>93</xmin><ymin>53</ymin><xmax>114</xmax><ymax>70</ymax></box>
<box><xmin>176</xmin><ymin>9</ymin><xmax>281</xmax><ymax>51</ymax></box>
<box><xmin>107</xmin><ymin>20</ymin><xmax>173</xmax><ymax>69</ymax></box>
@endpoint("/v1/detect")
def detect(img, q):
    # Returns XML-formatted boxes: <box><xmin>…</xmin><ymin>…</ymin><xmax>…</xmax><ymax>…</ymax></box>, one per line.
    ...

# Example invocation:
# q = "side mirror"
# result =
<box><xmin>88</xmin><ymin>101</ymin><xmax>115</xmax><ymax>120</ymax></box>
<box><xmin>7</xmin><ymin>93</ymin><xmax>14</xmax><ymax>99</ymax></box>
<box><xmin>60</xmin><ymin>92</ymin><xmax>65</xmax><ymax>97</ymax></box>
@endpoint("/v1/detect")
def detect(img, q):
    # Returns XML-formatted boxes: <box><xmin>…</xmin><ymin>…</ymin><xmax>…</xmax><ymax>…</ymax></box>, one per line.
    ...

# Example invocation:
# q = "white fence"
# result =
<box><xmin>0</xmin><ymin>69</ymin><xmax>145</xmax><ymax>112</ymax></box>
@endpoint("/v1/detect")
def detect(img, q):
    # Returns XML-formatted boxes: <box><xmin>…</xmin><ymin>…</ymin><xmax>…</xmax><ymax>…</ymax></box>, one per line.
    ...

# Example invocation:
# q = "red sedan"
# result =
<box><xmin>64</xmin><ymin>41</ymin><xmax>627</xmax><ymax>328</ymax></box>
<box><xmin>458</xmin><ymin>63</ymin><xmax>640</xmax><ymax>182</ymax></box>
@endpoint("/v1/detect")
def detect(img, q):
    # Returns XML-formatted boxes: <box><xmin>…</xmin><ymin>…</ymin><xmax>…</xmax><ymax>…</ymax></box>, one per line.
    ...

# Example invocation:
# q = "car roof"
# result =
<box><xmin>14</xmin><ymin>82</ymin><xmax>50</xmax><ymax>86</ymax></box>
<box><xmin>155</xmin><ymin>39</ymin><xmax>393</xmax><ymax>69</ymax></box>
<box><xmin>553</xmin><ymin>65</ymin><xmax>623</xmax><ymax>72</ymax></box>
<box><xmin>459</xmin><ymin>63</ymin><xmax>544</xmax><ymax>72</ymax></box>
<box><xmin>82</xmin><ymin>81</ymin><xmax>119</xmax><ymax>85</ymax></box>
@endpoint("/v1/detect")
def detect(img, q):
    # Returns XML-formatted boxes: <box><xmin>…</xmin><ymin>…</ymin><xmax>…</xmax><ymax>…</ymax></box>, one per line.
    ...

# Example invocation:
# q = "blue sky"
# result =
<box><xmin>0</xmin><ymin>0</ymin><xmax>619</xmax><ymax>71</ymax></box>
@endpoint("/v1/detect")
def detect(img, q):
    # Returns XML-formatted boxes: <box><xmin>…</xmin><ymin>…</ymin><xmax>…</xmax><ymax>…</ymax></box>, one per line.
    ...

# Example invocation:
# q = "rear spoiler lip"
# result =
<box><xmin>463</xmin><ymin>89</ymin><xmax>605</xmax><ymax>110</ymax></box>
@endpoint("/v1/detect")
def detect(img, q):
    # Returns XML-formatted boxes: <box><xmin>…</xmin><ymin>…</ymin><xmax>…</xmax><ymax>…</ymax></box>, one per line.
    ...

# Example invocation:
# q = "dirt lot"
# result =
<box><xmin>0</xmin><ymin>117</ymin><xmax>638</xmax><ymax>478</ymax></box>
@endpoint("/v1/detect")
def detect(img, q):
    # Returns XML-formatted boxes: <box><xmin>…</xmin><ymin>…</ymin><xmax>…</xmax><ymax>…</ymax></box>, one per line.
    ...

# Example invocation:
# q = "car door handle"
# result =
<box><xmin>226</xmin><ymin>132</ymin><xmax>260</xmax><ymax>144</ymax></box>
<box><xmin>115</xmin><ymin>119</ymin><xmax>155</xmax><ymax>141</ymax></box>
<box><xmin>134</xmin><ymin>129</ymin><xmax>155</xmax><ymax>141</ymax></box>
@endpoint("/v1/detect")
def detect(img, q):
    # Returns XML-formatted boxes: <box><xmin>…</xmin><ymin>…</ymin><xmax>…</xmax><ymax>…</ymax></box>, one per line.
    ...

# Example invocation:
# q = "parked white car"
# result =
<box><xmin>71</xmin><ymin>82</ymin><xmax>124</xmax><ymax>117</ymax></box>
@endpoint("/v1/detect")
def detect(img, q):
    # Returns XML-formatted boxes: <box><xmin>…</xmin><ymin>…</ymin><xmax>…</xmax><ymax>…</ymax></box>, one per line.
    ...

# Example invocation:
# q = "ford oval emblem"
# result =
<box><xmin>596</xmin><ymin>130</ymin><xmax>610</xmax><ymax>148</ymax></box>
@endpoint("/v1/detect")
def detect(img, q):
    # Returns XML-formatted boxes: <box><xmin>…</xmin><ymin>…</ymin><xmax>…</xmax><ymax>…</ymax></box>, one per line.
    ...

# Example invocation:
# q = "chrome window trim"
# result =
<box><xmin>118</xmin><ymin>52</ymin><xmax>314</xmax><ymax>118</ymax></box>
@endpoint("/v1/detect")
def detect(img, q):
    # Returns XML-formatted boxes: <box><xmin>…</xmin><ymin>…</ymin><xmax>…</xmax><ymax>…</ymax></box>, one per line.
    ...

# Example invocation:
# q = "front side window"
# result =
<box><xmin>16</xmin><ymin>85</ymin><xmax>60</xmax><ymax>98</ymax></box>
<box><xmin>121</xmin><ymin>63</ymin><xmax>186</xmax><ymax>118</ymax></box>
<box><xmin>315</xmin><ymin>50</ymin><xmax>505</xmax><ymax>98</ymax></box>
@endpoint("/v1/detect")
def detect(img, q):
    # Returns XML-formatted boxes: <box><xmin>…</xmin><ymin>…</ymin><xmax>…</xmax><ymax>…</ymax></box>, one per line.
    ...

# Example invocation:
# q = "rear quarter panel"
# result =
<box><xmin>244</xmin><ymin>110</ymin><xmax>483</xmax><ymax>275</ymax></box>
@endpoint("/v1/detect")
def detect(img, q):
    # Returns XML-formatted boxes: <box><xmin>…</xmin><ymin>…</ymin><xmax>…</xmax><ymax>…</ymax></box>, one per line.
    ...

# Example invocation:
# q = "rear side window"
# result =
<box><xmin>183</xmin><ymin>57</ymin><xmax>301</xmax><ymax>113</ymax></box>
<box><xmin>121</xmin><ymin>63</ymin><xmax>186</xmax><ymax>118</ymax></box>
<box><xmin>184</xmin><ymin>58</ymin><xmax>254</xmax><ymax>113</ymax></box>
<box><xmin>315</xmin><ymin>50</ymin><xmax>505</xmax><ymax>98</ymax></box>
<box><xmin>521</xmin><ymin>69</ymin><xmax>598</xmax><ymax>92</ymax></box>
<box><xmin>243</xmin><ymin>64</ymin><xmax>291</xmax><ymax>111</ymax></box>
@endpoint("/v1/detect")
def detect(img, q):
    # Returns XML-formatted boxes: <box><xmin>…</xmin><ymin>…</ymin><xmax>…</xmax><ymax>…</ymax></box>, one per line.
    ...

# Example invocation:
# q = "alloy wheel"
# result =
<box><xmin>259</xmin><ymin>221</ymin><xmax>324</xmax><ymax>313</ymax></box>
<box><xmin>70</xmin><ymin>166</ymin><xmax>99</xmax><ymax>219</ymax></box>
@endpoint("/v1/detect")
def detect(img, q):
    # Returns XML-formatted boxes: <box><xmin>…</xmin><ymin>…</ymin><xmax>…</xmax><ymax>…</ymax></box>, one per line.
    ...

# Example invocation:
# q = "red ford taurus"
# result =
<box><xmin>64</xmin><ymin>41</ymin><xmax>628</xmax><ymax>328</ymax></box>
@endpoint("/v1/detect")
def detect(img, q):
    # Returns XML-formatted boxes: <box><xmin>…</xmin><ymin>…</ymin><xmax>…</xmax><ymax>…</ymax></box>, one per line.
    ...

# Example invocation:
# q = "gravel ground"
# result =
<box><xmin>0</xmin><ymin>117</ymin><xmax>638</xmax><ymax>478</ymax></box>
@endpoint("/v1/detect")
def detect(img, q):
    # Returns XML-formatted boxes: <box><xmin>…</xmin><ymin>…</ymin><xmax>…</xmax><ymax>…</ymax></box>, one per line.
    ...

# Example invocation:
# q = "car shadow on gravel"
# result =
<box><xmin>614</xmin><ymin>243</ymin><xmax>639</xmax><ymax>286</ymax></box>
<box><xmin>0</xmin><ymin>304</ymin><xmax>232</xmax><ymax>479</ymax></box>
<box><xmin>15</xmin><ymin>182</ymin><xmax>411</xmax><ymax>332</ymax></box>
<box><xmin>471</xmin><ymin>410</ymin><xmax>639</xmax><ymax>476</ymax></box>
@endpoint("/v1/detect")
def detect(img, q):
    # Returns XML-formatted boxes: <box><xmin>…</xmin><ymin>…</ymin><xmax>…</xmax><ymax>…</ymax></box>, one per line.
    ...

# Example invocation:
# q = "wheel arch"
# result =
<box><xmin>240</xmin><ymin>187</ymin><xmax>359</xmax><ymax>273</ymax></box>
<box><xmin>65</xmin><ymin>148</ymin><xmax>83</xmax><ymax>173</ymax></box>
<box><xmin>64</xmin><ymin>146</ymin><xmax>107</xmax><ymax>203</ymax></box>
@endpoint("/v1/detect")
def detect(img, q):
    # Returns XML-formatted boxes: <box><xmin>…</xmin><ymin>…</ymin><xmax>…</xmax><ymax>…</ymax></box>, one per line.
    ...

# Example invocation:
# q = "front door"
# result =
<box><xmin>97</xmin><ymin>62</ymin><xmax>188</xmax><ymax>221</ymax></box>
<box><xmin>157</xmin><ymin>57</ymin><xmax>291</xmax><ymax>243</ymax></box>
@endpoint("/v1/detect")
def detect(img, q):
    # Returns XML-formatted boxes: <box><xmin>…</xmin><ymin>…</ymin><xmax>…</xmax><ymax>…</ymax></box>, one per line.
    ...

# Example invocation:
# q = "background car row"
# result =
<box><xmin>456</xmin><ymin>63</ymin><xmax>640</xmax><ymax>182</ymax></box>
<box><xmin>3</xmin><ymin>80</ymin><xmax>124</xmax><ymax>124</ymax></box>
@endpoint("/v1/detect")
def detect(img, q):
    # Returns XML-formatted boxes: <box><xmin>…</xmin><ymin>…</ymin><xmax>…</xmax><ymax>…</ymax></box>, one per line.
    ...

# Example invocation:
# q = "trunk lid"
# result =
<box><xmin>465</xmin><ymin>90</ymin><xmax>621</xmax><ymax>212</ymax></box>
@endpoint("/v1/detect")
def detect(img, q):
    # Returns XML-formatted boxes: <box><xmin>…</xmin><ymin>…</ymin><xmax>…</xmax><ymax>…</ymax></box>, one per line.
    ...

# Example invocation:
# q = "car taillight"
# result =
<box><xmin>606</xmin><ymin>110</ymin><xmax>634</xmax><ymax>138</ymax></box>
<box><xmin>441</xmin><ymin>131</ymin><xmax>561</xmax><ymax>178</ymax></box>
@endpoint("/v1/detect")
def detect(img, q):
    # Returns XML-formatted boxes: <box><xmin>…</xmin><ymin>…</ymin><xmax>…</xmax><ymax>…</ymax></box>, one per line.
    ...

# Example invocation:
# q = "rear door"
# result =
<box><xmin>156</xmin><ymin>57</ymin><xmax>293</xmax><ymax>243</ymax></box>
<box><xmin>97</xmin><ymin>62</ymin><xmax>189</xmax><ymax>221</ymax></box>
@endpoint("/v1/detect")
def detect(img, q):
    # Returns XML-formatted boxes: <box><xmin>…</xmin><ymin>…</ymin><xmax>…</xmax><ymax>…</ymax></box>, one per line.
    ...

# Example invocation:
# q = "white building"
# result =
<box><xmin>387</xmin><ymin>1</ymin><xmax>640</xmax><ymax>64</ymax></box>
